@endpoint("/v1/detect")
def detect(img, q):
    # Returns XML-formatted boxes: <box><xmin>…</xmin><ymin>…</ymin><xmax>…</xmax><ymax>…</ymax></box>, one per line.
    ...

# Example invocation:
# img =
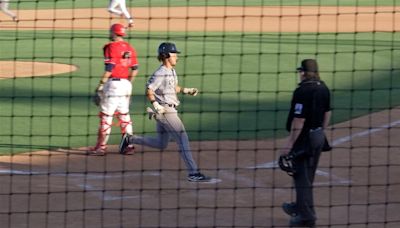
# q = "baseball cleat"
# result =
<box><xmin>282</xmin><ymin>202</ymin><xmax>298</xmax><ymax>217</ymax></box>
<box><xmin>119</xmin><ymin>133</ymin><xmax>130</xmax><ymax>154</ymax></box>
<box><xmin>121</xmin><ymin>144</ymin><xmax>135</xmax><ymax>155</ymax></box>
<box><xmin>187</xmin><ymin>172</ymin><xmax>212</xmax><ymax>182</ymax></box>
<box><xmin>87</xmin><ymin>146</ymin><xmax>106</xmax><ymax>156</ymax></box>
<box><xmin>128</xmin><ymin>19</ymin><xmax>134</xmax><ymax>27</ymax></box>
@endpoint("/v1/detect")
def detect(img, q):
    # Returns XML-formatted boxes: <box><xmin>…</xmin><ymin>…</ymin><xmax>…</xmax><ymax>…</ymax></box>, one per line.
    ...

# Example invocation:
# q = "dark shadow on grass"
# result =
<box><xmin>1</xmin><ymin>32</ymin><xmax>400</xmax><ymax>154</ymax></box>
<box><xmin>1</xmin><ymin>69</ymin><xmax>400</xmax><ymax>153</ymax></box>
<box><xmin>0</xmin><ymin>143</ymin><xmax>68</xmax><ymax>151</ymax></box>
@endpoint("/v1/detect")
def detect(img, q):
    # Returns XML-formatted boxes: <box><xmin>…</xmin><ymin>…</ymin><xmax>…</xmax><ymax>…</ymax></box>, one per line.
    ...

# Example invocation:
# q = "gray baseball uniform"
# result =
<box><xmin>128</xmin><ymin>65</ymin><xmax>198</xmax><ymax>174</ymax></box>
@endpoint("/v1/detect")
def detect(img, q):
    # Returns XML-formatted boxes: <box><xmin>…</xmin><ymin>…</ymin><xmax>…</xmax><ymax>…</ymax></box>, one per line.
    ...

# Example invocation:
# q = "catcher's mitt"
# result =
<box><xmin>92</xmin><ymin>92</ymin><xmax>102</xmax><ymax>106</ymax></box>
<box><xmin>92</xmin><ymin>83</ymin><xmax>104</xmax><ymax>106</ymax></box>
<box><xmin>92</xmin><ymin>82</ymin><xmax>105</xmax><ymax>106</ymax></box>
<box><xmin>278</xmin><ymin>154</ymin><xmax>296</xmax><ymax>176</ymax></box>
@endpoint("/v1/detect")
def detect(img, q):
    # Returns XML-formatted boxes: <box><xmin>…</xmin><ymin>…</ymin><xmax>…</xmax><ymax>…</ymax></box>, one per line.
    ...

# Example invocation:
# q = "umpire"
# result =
<box><xmin>280</xmin><ymin>59</ymin><xmax>332</xmax><ymax>227</ymax></box>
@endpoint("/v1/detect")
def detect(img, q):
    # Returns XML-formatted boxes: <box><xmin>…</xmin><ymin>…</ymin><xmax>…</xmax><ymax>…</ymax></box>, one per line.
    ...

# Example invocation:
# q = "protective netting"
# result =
<box><xmin>0</xmin><ymin>0</ymin><xmax>399</xmax><ymax>227</ymax></box>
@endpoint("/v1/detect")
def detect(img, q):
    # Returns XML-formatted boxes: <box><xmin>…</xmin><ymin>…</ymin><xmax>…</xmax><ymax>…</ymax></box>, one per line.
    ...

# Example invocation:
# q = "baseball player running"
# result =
<box><xmin>119</xmin><ymin>42</ymin><xmax>212</xmax><ymax>182</ymax></box>
<box><xmin>89</xmin><ymin>23</ymin><xmax>139</xmax><ymax>156</ymax></box>
<box><xmin>108</xmin><ymin>0</ymin><xmax>133</xmax><ymax>27</ymax></box>
<box><xmin>0</xmin><ymin>0</ymin><xmax>18</xmax><ymax>21</ymax></box>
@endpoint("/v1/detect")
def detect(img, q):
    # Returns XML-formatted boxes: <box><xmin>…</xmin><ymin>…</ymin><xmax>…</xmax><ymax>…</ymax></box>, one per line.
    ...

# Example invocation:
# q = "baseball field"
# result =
<box><xmin>0</xmin><ymin>0</ymin><xmax>399</xmax><ymax>227</ymax></box>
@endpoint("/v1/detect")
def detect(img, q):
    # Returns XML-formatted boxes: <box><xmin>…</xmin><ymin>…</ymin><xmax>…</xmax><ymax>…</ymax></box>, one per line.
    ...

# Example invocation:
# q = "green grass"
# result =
<box><xmin>12</xmin><ymin>0</ymin><xmax>400</xmax><ymax>9</ymax></box>
<box><xmin>1</xmin><ymin>30</ymin><xmax>400</xmax><ymax>154</ymax></box>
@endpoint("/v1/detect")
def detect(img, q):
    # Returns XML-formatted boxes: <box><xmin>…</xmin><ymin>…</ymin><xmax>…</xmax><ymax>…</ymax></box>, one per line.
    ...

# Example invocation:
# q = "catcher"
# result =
<box><xmin>279</xmin><ymin>59</ymin><xmax>331</xmax><ymax>227</ymax></box>
<box><xmin>89</xmin><ymin>23</ymin><xmax>139</xmax><ymax>156</ymax></box>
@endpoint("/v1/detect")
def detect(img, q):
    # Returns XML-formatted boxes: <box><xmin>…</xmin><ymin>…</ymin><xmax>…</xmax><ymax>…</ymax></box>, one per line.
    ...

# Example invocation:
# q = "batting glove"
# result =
<box><xmin>182</xmin><ymin>88</ymin><xmax>199</xmax><ymax>96</ymax></box>
<box><xmin>146</xmin><ymin>107</ymin><xmax>156</xmax><ymax>120</ymax></box>
<box><xmin>152</xmin><ymin>101</ymin><xmax>166</xmax><ymax>114</ymax></box>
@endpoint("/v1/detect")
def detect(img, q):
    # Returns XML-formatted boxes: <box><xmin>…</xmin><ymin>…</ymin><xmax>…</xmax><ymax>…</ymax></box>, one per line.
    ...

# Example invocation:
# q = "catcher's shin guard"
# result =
<box><xmin>117</xmin><ymin>112</ymin><xmax>133</xmax><ymax>135</ymax></box>
<box><xmin>95</xmin><ymin>112</ymin><xmax>113</xmax><ymax>149</ymax></box>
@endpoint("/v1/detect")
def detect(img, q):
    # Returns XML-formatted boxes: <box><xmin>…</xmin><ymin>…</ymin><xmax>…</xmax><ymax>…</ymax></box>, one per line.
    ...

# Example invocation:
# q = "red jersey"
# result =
<box><xmin>103</xmin><ymin>41</ymin><xmax>138</xmax><ymax>79</ymax></box>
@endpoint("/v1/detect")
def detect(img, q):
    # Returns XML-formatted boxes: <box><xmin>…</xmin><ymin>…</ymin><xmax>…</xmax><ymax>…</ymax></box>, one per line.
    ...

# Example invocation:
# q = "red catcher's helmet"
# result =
<box><xmin>110</xmin><ymin>23</ymin><xmax>126</xmax><ymax>36</ymax></box>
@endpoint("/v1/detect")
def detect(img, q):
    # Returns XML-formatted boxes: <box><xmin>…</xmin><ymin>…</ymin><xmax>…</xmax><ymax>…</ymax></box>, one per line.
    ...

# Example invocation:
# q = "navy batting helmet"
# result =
<box><xmin>158</xmin><ymin>42</ymin><xmax>180</xmax><ymax>58</ymax></box>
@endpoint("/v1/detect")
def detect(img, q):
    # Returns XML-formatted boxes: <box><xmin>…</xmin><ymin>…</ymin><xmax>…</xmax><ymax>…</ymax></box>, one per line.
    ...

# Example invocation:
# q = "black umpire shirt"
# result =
<box><xmin>286</xmin><ymin>79</ymin><xmax>331</xmax><ymax>147</ymax></box>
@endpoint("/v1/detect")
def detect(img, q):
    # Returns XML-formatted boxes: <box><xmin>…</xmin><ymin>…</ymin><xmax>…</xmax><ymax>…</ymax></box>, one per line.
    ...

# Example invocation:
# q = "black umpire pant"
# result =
<box><xmin>293</xmin><ymin>128</ymin><xmax>325</xmax><ymax>221</ymax></box>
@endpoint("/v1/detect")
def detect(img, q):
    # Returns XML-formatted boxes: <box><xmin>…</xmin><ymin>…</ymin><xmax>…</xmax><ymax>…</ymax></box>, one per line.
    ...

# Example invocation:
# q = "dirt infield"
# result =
<box><xmin>0</xmin><ymin>61</ymin><xmax>77</xmax><ymax>79</ymax></box>
<box><xmin>1</xmin><ymin>6</ymin><xmax>400</xmax><ymax>32</ymax></box>
<box><xmin>1</xmin><ymin>5</ymin><xmax>399</xmax><ymax>81</ymax></box>
<box><xmin>0</xmin><ymin>107</ymin><xmax>399</xmax><ymax>227</ymax></box>
<box><xmin>0</xmin><ymin>6</ymin><xmax>399</xmax><ymax>228</ymax></box>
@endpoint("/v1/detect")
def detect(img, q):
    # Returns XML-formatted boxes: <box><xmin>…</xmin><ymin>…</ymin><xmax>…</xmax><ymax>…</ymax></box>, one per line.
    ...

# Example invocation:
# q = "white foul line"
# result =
<box><xmin>331</xmin><ymin>119</ymin><xmax>400</xmax><ymax>146</ymax></box>
<box><xmin>246</xmin><ymin>119</ymin><xmax>400</xmax><ymax>185</ymax></box>
<box><xmin>2</xmin><ymin>119</ymin><xmax>399</xmax><ymax>200</ymax></box>
<box><xmin>0</xmin><ymin>170</ymin><xmax>160</xmax><ymax>201</ymax></box>
<box><xmin>0</xmin><ymin>170</ymin><xmax>160</xmax><ymax>179</ymax></box>
<box><xmin>0</xmin><ymin>170</ymin><xmax>41</xmax><ymax>175</ymax></box>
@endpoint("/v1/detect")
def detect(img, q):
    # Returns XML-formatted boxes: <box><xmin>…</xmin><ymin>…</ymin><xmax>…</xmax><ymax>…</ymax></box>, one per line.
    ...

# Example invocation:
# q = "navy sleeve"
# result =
<box><xmin>105</xmin><ymin>63</ymin><xmax>115</xmax><ymax>72</ymax></box>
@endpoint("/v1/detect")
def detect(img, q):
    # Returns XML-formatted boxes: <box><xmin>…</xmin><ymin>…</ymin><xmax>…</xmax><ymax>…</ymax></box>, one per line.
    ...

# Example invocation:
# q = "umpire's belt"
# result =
<box><xmin>309</xmin><ymin>127</ymin><xmax>322</xmax><ymax>132</ymax></box>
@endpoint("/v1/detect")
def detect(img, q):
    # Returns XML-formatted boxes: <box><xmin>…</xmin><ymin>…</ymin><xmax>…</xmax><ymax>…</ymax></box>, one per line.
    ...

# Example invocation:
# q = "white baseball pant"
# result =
<box><xmin>0</xmin><ymin>0</ymin><xmax>16</xmax><ymax>18</ymax></box>
<box><xmin>108</xmin><ymin>0</ymin><xmax>133</xmax><ymax>23</ymax></box>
